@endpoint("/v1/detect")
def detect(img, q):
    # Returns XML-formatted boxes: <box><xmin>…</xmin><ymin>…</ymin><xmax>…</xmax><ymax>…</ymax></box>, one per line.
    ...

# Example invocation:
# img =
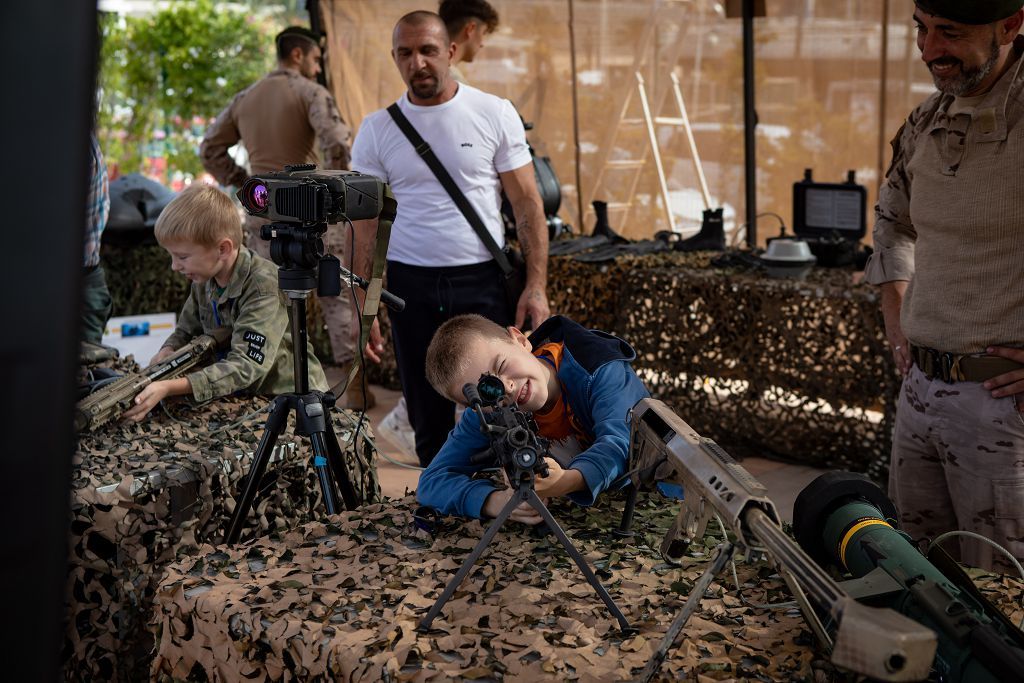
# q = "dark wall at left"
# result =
<box><xmin>0</xmin><ymin>1</ymin><xmax>97</xmax><ymax>678</ymax></box>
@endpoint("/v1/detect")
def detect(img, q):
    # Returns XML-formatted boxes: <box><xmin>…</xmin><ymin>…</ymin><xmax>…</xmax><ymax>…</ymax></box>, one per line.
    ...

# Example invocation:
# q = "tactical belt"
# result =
<box><xmin>910</xmin><ymin>344</ymin><xmax>1024</xmax><ymax>383</ymax></box>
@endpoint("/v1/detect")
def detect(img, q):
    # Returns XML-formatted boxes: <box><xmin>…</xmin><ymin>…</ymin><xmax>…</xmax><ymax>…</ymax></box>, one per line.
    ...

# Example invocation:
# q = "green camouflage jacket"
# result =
<box><xmin>163</xmin><ymin>247</ymin><xmax>328</xmax><ymax>401</ymax></box>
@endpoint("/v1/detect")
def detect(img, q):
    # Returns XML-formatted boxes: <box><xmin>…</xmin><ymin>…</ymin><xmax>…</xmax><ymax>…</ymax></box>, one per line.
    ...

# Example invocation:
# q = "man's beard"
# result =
<box><xmin>929</xmin><ymin>35</ymin><xmax>1000</xmax><ymax>96</ymax></box>
<box><xmin>410</xmin><ymin>70</ymin><xmax>443</xmax><ymax>99</ymax></box>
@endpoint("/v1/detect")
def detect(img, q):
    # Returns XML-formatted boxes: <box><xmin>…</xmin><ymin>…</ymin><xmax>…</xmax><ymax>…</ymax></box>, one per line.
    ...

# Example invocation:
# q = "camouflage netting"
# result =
<box><xmin>68</xmin><ymin>358</ymin><xmax>381</xmax><ymax>682</ymax></box>
<box><xmin>152</xmin><ymin>493</ymin><xmax>818</xmax><ymax>682</ymax></box>
<box><xmin>101</xmin><ymin>242</ymin><xmax>403</xmax><ymax>389</ymax></box>
<box><xmin>545</xmin><ymin>252</ymin><xmax>900</xmax><ymax>480</ymax></box>
<box><xmin>104</xmin><ymin>243</ymin><xmax>897</xmax><ymax>476</ymax></box>
<box><xmin>149</xmin><ymin>493</ymin><xmax>1024</xmax><ymax>682</ymax></box>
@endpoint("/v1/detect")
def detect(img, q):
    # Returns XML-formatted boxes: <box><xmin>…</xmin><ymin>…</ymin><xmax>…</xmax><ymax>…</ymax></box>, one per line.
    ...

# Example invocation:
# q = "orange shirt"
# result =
<box><xmin>532</xmin><ymin>343</ymin><xmax>590</xmax><ymax>462</ymax></box>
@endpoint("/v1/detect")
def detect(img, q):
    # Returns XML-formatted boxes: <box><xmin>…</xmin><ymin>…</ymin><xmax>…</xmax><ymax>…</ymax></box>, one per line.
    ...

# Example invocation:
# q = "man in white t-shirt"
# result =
<box><xmin>351</xmin><ymin>10</ymin><xmax>549</xmax><ymax>467</ymax></box>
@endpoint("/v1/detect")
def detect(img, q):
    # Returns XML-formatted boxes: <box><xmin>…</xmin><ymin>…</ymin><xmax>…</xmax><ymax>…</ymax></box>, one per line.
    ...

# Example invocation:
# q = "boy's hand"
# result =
<box><xmin>533</xmin><ymin>458</ymin><xmax>584</xmax><ymax>498</ymax></box>
<box><xmin>483</xmin><ymin>489</ymin><xmax>545</xmax><ymax>525</ymax></box>
<box><xmin>123</xmin><ymin>380</ymin><xmax>173</xmax><ymax>422</ymax></box>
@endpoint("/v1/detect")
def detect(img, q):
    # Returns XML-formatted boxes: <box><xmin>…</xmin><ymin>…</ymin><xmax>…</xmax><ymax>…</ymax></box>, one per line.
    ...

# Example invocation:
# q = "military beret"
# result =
<box><xmin>915</xmin><ymin>0</ymin><xmax>1024</xmax><ymax>24</ymax></box>
<box><xmin>275</xmin><ymin>26</ymin><xmax>324</xmax><ymax>47</ymax></box>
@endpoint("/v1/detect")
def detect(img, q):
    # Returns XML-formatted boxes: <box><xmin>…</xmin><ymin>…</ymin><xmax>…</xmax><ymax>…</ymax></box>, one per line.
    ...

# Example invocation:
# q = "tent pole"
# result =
<box><xmin>742</xmin><ymin>0</ymin><xmax>757</xmax><ymax>247</ymax></box>
<box><xmin>568</xmin><ymin>0</ymin><xmax>584</xmax><ymax>232</ymax></box>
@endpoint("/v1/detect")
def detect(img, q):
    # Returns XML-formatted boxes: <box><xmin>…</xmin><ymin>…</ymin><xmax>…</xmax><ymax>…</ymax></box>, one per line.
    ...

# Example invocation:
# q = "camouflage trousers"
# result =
<box><xmin>889</xmin><ymin>364</ymin><xmax>1024</xmax><ymax>572</ymax></box>
<box><xmin>245</xmin><ymin>215</ymin><xmax>355</xmax><ymax>365</ymax></box>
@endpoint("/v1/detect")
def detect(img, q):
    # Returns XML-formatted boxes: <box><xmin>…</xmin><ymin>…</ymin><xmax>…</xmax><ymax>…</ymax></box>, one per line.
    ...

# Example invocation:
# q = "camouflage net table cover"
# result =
<box><xmin>149</xmin><ymin>493</ymin><xmax>1024</xmax><ymax>682</ymax></box>
<box><xmin>67</xmin><ymin>365</ymin><xmax>381</xmax><ymax>682</ymax></box>
<box><xmin>546</xmin><ymin>252</ymin><xmax>899</xmax><ymax>480</ymax></box>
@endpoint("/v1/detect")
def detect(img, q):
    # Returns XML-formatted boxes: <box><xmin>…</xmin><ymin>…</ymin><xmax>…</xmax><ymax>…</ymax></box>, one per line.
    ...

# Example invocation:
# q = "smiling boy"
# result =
<box><xmin>417</xmin><ymin>314</ymin><xmax>649</xmax><ymax>523</ymax></box>
<box><xmin>123</xmin><ymin>184</ymin><xmax>327</xmax><ymax>421</ymax></box>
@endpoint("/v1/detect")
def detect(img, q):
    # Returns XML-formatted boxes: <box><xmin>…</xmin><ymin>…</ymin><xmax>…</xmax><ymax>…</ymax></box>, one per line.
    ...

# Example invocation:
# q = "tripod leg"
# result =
<box><xmin>225</xmin><ymin>395</ymin><xmax>290</xmax><ymax>545</ymax></box>
<box><xmin>637</xmin><ymin>541</ymin><xmax>735</xmax><ymax>683</ymax></box>
<box><xmin>323</xmin><ymin>422</ymin><xmax>360</xmax><ymax>510</ymax></box>
<box><xmin>418</xmin><ymin>490</ymin><xmax>522</xmax><ymax>632</ymax></box>
<box><xmin>523</xmin><ymin>489</ymin><xmax>633</xmax><ymax>632</ymax></box>
<box><xmin>309</xmin><ymin>432</ymin><xmax>338</xmax><ymax>515</ymax></box>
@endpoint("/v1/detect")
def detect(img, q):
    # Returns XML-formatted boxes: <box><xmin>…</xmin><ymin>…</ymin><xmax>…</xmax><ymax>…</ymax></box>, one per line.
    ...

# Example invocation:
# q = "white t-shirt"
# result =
<box><xmin>351</xmin><ymin>83</ymin><xmax>532</xmax><ymax>267</ymax></box>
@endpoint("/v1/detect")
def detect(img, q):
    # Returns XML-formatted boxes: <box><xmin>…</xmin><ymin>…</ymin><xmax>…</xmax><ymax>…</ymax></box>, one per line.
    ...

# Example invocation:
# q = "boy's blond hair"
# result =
<box><xmin>426</xmin><ymin>314</ymin><xmax>513</xmax><ymax>400</ymax></box>
<box><xmin>154</xmin><ymin>184</ymin><xmax>243</xmax><ymax>248</ymax></box>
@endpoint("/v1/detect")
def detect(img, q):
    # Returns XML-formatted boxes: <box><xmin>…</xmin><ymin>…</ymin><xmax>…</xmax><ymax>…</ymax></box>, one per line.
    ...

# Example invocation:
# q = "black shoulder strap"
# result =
<box><xmin>386</xmin><ymin>102</ymin><xmax>512</xmax><ymax>274</ymax></box>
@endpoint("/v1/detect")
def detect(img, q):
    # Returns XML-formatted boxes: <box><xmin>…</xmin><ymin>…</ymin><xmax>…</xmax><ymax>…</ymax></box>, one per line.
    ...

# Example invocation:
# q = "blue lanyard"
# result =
<box><xmin>211</xmin><ymin>295</ymin><xmax>228</xmax><ymax>360</ymax></box>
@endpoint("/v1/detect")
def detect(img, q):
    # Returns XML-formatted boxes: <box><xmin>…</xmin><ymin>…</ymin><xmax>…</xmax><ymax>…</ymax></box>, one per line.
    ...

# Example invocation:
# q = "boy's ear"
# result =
<box><xmin>218</xmin><ymin>237</ymin><xmax>236</xmax><ymax>256</ymax></box>
<box><xmin>506</xmin><ymin>326</ymin><xmax>532</xmax><ymax>351</ymax></box>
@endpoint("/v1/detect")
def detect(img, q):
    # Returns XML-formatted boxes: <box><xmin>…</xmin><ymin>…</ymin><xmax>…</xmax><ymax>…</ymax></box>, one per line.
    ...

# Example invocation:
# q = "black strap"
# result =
<box><xmin>386</xmin><ymin>102</ymin><xmax>513</xmax><ymax>275</ymax></box>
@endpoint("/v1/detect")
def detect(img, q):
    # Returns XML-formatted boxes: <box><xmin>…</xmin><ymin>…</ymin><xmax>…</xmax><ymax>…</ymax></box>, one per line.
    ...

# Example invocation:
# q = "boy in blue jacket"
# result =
<box><xmin>418</xmin><ymin>314</ymin><xmax>649</xmax><ymax>523</ymax></box>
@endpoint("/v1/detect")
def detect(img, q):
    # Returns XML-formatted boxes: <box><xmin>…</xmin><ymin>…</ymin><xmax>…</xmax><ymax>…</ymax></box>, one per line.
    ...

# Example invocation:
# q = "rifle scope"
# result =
<box><xmin>793</xmin><ymin>471</ymin><xmax>1024</xmax><ymax>683</ymax></box>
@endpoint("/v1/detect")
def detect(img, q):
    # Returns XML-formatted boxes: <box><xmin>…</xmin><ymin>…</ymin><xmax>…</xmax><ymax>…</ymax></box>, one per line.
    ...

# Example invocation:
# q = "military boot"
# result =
<box><xmin>675</xmin><ymin>208</ymin><xmax>725</xmax><ymax>252</ymax></box>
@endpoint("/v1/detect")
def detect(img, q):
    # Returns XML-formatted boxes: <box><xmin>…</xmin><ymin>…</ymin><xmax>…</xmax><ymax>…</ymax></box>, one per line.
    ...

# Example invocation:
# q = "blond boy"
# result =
<box><xmin>418</xmin><ymin>314</ymin><xmax>649</xmax><ymax>523</ymax></box>
<box><xmin>124</xmin><ymin>184</ymin><xmax>328</xmax><ymax>421</ymax></box>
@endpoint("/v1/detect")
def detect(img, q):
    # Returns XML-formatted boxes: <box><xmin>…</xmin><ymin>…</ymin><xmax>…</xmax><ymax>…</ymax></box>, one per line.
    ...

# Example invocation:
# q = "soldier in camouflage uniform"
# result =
<box><xmin>123</xmin><ymin>185</ymin><xmax>327</xmax><ymax>421</ymax></box>
<box><xmin>199</xmin><ymin>27</ymin><xmax>368</xmax><ymax>405</ymax></box>
<box><xmin>866</xmin><ymin>0</ymin><xmax>1024</xmax><ymax>571</ymax></box>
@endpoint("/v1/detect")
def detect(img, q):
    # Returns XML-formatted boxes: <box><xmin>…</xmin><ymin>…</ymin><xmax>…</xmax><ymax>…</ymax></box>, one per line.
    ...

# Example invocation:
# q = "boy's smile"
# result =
<box><xmin>450</xmin><ymin>328</ymin><xmax>561</xmax><ymax>414</ymax></box>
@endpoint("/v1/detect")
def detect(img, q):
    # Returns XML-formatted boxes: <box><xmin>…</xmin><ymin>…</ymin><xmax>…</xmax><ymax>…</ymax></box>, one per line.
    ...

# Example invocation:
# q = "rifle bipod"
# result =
<box><xmin>636</xmin><ymin>542</ymin><xmax>735</xmax><ymax>683</ymax></box>
<box><xmin>417</xmin><ymin>476</ymin><xmax>634</xmax><ymax>634</ymax></box>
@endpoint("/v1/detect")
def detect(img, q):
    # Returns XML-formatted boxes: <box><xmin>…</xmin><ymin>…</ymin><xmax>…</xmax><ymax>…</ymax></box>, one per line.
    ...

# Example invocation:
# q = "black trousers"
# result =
<box><xmin>386</xmin><ymin>259</ymin><xmax>513</xmax><ymax>467</ymax></box>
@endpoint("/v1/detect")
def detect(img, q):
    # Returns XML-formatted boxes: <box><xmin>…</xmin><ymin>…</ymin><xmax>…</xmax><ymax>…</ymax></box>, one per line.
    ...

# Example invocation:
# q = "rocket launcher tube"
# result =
<box><xmin>628</xmin><ymin>398</ymin><xmax>937</xmax><ymax>682</ymax></box>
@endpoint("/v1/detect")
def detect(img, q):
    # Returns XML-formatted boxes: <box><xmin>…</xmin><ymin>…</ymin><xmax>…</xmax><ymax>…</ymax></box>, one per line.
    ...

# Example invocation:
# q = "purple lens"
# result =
<box><xmin>250</xmin><ymin>183</ymin><xmax>269</xmax><ymax>210</ymax></box>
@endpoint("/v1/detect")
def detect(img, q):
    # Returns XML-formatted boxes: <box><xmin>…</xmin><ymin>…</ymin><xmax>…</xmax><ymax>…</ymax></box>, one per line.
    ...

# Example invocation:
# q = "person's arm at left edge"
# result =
<box><xmin>499</xmin><ymin>161</ymin><xmax>550</xmax><ymax>329</ymax></box>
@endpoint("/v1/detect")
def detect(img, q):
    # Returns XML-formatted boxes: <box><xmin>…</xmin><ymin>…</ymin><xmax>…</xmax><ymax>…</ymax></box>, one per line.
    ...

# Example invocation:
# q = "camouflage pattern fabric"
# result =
<box><xmin>151</xmin><ymin>493</ymin><xmax>824</xmax><ymax>681</ymax></box>
<box><xmin>543</xmin><ymin>252</ymin><xmax>900</xmax><ymax>482</ymax></box>
<box><xmin>890</xmin><ymin>364</ymin><xmax>1024</xmax><ymax>573</ymax></box>
<box><xmin>163</xmin><ymin>247</ymin><xmax>329</xmax><ymax>401</ymax></box>
<box><xmin>149</xmin><ymin>492</ymin><xmax>1024</xmax><ymax>681</ymax></box>
<box><xmin>102</xmin><ymin>242</ymin><xmax>190</xmax><ymax>322</ymax></box>
<box><xmin>104</xmin><ymin>243</ymin><xmax>897</xmax><ymax>477</ymax></box>
<box><xmin>199</xmin><ymin>69</ymin><xmax>351</xmax><ymax>189</ymax></box>
<box><xmin>66</xmin><ymin>379</ymin><xmax>379</xmax><ymax>682</ymax></box>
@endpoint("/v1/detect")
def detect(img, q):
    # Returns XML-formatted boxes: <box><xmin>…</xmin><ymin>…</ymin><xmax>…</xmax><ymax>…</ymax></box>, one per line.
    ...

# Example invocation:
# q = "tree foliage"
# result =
<box><xmin>98</xmin><ymin>0</ymin><xmax>272</xmax><ymax>180</ymax></box>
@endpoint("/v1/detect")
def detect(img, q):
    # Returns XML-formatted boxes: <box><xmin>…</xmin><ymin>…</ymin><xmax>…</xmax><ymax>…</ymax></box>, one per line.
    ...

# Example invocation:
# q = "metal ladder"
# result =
<box><xmin>585</xmin><ymin>1</ymin><xmax>713</xmax><ymax>235</ymax></box>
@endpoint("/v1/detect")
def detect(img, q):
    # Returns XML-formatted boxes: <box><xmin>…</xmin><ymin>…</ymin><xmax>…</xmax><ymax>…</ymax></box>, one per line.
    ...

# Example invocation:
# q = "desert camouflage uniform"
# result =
<box><xmin>200</xmin><ymin>68</ymin><xmax>356</xmax><ymax>365</ymax></box>
<box><xmin>163</xmin><ymin>247</ymin><xmax>328</xmax><ymax>402</ymax></box>
<box><xmin>865</xmin><ymin>37</ymin><xmax>1024</xmax><ymax>572</ymax></box>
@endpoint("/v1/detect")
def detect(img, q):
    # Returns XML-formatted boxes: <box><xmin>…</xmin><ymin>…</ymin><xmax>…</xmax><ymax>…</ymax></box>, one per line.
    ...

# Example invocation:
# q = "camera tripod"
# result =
<box><xmin>418</xmin><ymin>379</ymin><xmax>633</xmax><ymax>633</ymax></box>
<box><xmin>224</xmin><ymin>222</ymin><xmax>402</xmax><ymax>545</ymax></box>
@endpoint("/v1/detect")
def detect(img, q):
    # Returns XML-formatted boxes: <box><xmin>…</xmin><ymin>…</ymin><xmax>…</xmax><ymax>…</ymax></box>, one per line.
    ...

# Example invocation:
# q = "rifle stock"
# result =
<box><xmin>629</xmin><ymin>398</ymin><xmax>937</xmax><ymax>682</ymax></box>
<box><xmin>75</xmin><ymin>334</ymin><xmax>218</xmax><ymax>432</ymax></box>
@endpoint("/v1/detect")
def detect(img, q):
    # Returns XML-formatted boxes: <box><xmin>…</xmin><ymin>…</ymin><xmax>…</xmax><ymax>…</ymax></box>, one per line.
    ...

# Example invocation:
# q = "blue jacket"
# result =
<box><xmin>417</xmin><ymin>316</ymin><xmax>649</xmax><ymax>519</ymax></box>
